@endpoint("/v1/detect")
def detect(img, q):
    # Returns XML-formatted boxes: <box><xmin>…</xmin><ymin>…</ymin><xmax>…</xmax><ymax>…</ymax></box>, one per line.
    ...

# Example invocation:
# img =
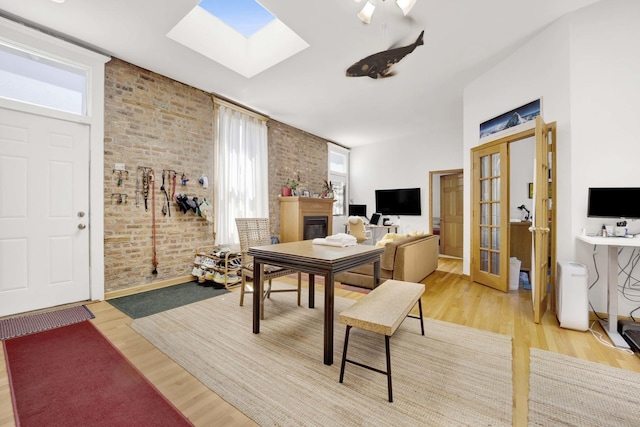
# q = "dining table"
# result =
<box><xmin>248</xmin><ymin>240</ymin><xmax>384</xmax><ymax>365</ymax></box>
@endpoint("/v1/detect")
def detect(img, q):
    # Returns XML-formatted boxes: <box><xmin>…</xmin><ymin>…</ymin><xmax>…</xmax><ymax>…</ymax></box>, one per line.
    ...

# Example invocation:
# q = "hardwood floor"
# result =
<box><xmin>1</xmin><ymin>257</ymin><xmax>639</xmax><ymax>426</ymax></box>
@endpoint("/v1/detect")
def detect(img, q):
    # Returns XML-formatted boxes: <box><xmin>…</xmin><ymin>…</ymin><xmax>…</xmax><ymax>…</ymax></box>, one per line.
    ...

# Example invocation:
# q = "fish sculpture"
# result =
<box><xmin>346</xmin><ymin>30</ymin><xmax>424</xmax><ymax>79</ymax></box>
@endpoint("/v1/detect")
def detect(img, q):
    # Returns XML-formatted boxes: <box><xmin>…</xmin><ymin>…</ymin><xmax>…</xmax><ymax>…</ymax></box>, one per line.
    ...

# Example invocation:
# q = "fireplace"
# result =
<box><xmin>279</xmin><ymin>196</ymin><xmax>334</xmax><ymax>242</ymax></box>
<box><xmin>303</xmin><ymin>216</ymin><xmax>328</xmax><ymax>240</ymax></box>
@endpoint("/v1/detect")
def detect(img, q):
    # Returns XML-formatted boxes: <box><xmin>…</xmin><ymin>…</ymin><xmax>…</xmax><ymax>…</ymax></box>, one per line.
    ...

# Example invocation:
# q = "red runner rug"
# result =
<box><xmin>3</xmin><ymin>321</ymin><xmax>193</xmax><ymax>427</ymax></box>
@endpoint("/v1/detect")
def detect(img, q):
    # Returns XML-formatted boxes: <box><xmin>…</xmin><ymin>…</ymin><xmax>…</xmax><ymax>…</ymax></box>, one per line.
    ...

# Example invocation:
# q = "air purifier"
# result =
<box><xmin>556</xmin><ymin>261</ymin><xmax>588</xmax><ymax>331</ymax></box>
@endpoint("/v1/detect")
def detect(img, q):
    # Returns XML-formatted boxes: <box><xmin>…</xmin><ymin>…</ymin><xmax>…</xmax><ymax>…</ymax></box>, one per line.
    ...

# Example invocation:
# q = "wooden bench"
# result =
<box><xmin>338</xmin><ymin>279</ymin><xmax>425</xmax><ymax>402</ymax></box>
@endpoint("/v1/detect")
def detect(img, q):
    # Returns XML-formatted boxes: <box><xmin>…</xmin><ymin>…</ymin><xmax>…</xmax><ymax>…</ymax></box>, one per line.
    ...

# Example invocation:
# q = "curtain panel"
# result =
<box><xmin>215</xmin><ymin>104</ymin><xmax>269</xmax><ymax>245</ymax></box>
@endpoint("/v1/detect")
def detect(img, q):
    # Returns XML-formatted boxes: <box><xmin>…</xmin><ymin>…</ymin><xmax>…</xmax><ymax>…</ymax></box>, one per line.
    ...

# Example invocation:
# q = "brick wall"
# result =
<box><xmin>104</xmin><ymin>58</ymin><xmax>214</xmax><ymax>292</ymax></box>
<box><xmin>268</xmin><ymin>121</ymin><xmax>329</xmax><ymax>237</ymax></box>
<box><xmin>103</xmin><ymin>58</ymin><xmax>330</xmax><ymax>292</ymax></box>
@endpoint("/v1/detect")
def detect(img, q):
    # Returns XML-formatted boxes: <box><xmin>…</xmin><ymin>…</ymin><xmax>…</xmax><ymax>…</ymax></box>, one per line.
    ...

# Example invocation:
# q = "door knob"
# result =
<box><xmin>78</xmin><ymin>224</ymin><xmax>87</xmax><ymax>230</ymax></box>
<box><xmin>78</xmin><ymin>211</ymin><xmax>85</xmax><ymax>217</ymax></box>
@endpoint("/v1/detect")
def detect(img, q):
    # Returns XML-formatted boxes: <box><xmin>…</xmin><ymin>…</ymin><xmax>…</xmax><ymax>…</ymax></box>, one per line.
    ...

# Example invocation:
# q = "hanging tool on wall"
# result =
<box><xmin>113</xmin><ymin>169</ymin><xmax>129</xmax><ymax>186</ymax></box>
<box><xmin>137</xmin><ymin>166</ymin><xmax>152</xmax><ymax>210</ymax></box>
<box><xmin>160</xmin><ymin>170</ymin><xmax>170</xmax><ymax>216</ymax></box>
<box><xmin>148</xmin><ymin>168</ymin><xmax>158</xmax><ymax>275</ymax></box>
<box><xmin>161</xmin><ymin>169</ymin><xmax>177</xmax><ymax>217</ymax></box>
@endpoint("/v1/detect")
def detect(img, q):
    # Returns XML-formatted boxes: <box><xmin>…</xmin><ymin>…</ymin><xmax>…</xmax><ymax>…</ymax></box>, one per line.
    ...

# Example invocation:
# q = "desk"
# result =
<box><xmin>576</xmin><ymin>235</ymin><xmax>640</xmax><ymax>349</ymax></box>
<box><xmin>248</xmin><ymin>240</ymin><xmax>384</xmax><ymax>365</ymax></box>
<box><xmin>343</xmin><ymin>224</ymin><xmax>399</xmax><ymax>242</ymax></box>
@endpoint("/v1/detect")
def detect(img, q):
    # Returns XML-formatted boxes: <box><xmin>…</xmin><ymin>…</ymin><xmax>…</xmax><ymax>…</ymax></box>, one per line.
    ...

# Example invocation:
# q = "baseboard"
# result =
<box><xmin>105</xmin><ymin>275</ymin><xmax>194</xmax><ymax>299</ymax></box>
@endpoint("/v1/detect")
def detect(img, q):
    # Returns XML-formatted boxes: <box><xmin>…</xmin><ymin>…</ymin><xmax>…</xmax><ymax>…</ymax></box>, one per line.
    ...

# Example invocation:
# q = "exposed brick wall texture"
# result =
<box><xmin>268</xmin><ymin>121</ymin><xmax>329</xmax><ymax>237</ymax></box>
<box><xmin>104</xmin><ymin>58</ymin><xmax>214</xmax><ymax>292</ymax></box>
<box><xmin>103</xmin><ymin>58</ymin><xmax>329</xmax><ymax>292</ymax></box>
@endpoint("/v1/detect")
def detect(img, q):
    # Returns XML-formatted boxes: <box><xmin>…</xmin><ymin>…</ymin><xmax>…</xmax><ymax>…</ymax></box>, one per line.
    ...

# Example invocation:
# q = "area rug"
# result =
<box><xmin>132</xmin><ymin>290</ymin><xmax>513</xmax><ymax>426</ymax></box>
<box><xmin>0</xmin><ymin>305</ymin><xmax>94</xmax><ymax>340</ymax></box>
<box><xmin>108</xmin><ymin>280</ymin><xmax>228</xmax><ymax>318</ymax></box>
<box><xmin>528</xmin><ymin>347</ymin><xmax>640</xmax><ymax>426</ymax></box>
<box><xmin>3</xmin><ymin>321</ymin><xmax>193</xmax><ymax>427</ymax></box>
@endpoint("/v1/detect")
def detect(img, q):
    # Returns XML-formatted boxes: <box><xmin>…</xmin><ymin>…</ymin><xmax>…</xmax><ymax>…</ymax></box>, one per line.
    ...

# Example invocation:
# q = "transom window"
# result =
<box><xmin>0</xmin><ymin>42</ymin><xmax>88</xmax><ymax>115</ymax></box>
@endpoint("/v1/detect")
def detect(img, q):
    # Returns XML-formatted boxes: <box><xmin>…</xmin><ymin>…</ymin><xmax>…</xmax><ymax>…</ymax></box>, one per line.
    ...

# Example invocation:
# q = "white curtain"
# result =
<box><xmin>215</xmin><ymin>104</ymin><xmax>269</xmax><ymax>245</ymax></box>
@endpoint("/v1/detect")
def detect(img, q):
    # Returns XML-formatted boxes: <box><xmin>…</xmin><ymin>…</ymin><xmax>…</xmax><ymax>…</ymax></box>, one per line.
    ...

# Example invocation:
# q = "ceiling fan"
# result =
<box><xmin>354</xmin><ymin>0</ymin><xmax>417</xmax><ymax>24</ymax></box>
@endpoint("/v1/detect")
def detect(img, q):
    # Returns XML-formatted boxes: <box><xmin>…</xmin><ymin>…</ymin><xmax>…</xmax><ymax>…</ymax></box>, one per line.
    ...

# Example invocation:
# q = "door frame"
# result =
<box><xmin>429</xmin><ymin>168</ymin><xmax>463</xmax><ymax>238</ymax></box>
<box><xmin>429</xmin><ymin>169</ymin><xmax>464</xmax><ymax>253</ymax></box>
<box><xmin>470</xmin><ymin>119</ymin><xmax>556</xmax><ymax>322</ymax></box>
<box><xmin>0</xmin><ymin>16</ymin><xmax>110</xmax><ymax>304</ymax></box>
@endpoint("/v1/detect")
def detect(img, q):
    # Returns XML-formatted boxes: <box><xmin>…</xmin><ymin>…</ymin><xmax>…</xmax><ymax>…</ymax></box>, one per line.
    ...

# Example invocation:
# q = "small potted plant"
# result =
<box><xmin>322</xmin><ymin>179</ymin><xmax>334</xmax><ymax>198</ymax></box>
<box><xmin>282</xmin><ymin>178</ymin><xmax>299</xmax><ymax>197</ymax></box>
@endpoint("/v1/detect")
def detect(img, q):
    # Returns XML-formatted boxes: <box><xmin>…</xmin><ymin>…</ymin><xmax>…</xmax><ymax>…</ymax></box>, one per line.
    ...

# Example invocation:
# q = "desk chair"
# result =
<box><xmin>235</xmin><ymin>218</ymin><xmax>302</xmax><ymax>319</ymax></box>
<box><xmin>348</xmin><ymin>216</ymin><xmax>373</xmax><ymax>244</ymax></box>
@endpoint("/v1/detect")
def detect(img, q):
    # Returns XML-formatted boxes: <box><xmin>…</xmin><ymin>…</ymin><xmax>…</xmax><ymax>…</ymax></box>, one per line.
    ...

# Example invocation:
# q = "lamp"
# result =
<box><xmin>517</xmin><ymin>204</ymin><xmax>530</xmax><ymax>221</ymax></box>
<box><xmin>354</xmin><ymin>0</ymin><xmax>417</xmax><ymax>24</ymax></box>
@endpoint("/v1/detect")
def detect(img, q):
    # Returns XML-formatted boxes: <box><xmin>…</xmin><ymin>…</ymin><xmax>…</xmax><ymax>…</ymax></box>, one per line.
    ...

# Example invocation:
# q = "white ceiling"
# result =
<box><xmin>0</xmin><ymin>0</ymin><xmax>599</xmax><ymax>147</ymax></box>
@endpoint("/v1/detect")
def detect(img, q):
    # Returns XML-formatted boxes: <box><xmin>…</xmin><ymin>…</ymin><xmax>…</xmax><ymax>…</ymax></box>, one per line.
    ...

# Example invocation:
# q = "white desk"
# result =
<box><xmin>576</xmin><ymin>235</ymin><xmax>640</xmax><ymax>349</ymax></box>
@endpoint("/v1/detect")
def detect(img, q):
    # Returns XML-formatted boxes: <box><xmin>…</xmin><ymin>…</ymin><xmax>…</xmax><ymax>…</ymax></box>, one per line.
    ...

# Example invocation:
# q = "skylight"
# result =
<box><xmin>198</xmin><ymin>0</ymin><xmax>275</xmax><ymax>38</ymax></box>
<box><xmin>167</xmin><ymin>1</ymin><xmax>308</xmax><ymax>78</ymax></box>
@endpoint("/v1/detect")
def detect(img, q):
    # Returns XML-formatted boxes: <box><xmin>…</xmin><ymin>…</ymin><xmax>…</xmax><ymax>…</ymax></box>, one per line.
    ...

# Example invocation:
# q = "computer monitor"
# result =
<box><xmin>348</xmin><ymin>204</ymin><xmax>367</xmax><ymax>218</ymax></box>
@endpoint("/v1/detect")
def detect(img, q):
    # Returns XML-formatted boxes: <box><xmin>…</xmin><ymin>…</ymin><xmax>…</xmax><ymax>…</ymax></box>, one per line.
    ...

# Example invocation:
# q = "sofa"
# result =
<box><xmin>335</xmin><ymin>233</ymin><xmax>439</xmax><ymax>289</ymax></box>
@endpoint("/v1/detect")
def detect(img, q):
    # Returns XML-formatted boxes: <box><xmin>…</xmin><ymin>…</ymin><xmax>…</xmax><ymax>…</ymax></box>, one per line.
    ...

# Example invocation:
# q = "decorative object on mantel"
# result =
<box><xmin>346</xmin><ymin>30</ymin><xmax>424</xmax><ymax>79</ymax></box>
<box><xmin>322</xmin><ymin>179</ymin><xmax>334</xmax><ymax>199</ymax></box>
<box><xmin>282</xmin><ymin>178</ymin><xmax>299</xmax><ymax>197</ymax></box>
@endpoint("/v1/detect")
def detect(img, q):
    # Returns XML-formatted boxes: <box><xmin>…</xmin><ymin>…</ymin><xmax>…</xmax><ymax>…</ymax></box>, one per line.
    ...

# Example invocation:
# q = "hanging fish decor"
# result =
<box><xmin>346</xmin><ymin>30</ymin><xmax>424</xmax><ymax>79</ymax></box>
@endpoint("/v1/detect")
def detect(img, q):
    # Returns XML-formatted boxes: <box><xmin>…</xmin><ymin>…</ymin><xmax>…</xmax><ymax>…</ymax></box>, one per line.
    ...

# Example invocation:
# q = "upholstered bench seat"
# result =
<box><xmin>338</xmin><ymin>279</ymin><xmax>425</xmax><ymax>402</ymax></box>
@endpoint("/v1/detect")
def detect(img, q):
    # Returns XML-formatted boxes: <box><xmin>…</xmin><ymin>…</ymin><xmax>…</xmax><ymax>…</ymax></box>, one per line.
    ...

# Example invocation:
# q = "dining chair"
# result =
<box><xmin>348</xmin><ymin>216</ymin><xmax>373</xmax><ymax>244</ymax></box>
<box><xmin>235</xmin><ymin>218</ymin><xmax>302</xmax><ymax>319</ymax></box>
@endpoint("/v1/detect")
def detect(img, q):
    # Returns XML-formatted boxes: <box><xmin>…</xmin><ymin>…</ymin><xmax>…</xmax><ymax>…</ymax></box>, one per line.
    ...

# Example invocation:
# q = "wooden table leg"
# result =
<box><xmin>308</xmin><ymin>274</ymin><xmax>315</xmax><ymax>309</ymax></box>
<box><xmin>324</xmin><ymin>272</ymin><xmax>335</xmax><ymax>365</ymax></box>
<box><xmin>373</xmin><ymin>259</ymin><xmax>381</xmax><ymax>288</ymax></box>
<box><xmin>253</xmin><ymin>261</ymin><xmax>262</xmax><ymax>334</ymax></box>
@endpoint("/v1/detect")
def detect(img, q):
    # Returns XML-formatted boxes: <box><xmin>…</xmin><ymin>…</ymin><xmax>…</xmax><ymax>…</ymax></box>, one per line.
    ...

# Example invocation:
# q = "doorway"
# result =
<box><xmin>429</xmin><ymin>169</ymin><xmax>463</xmax><ymax>258</ymax></box>
<box><xmin>470</xmin><ymin>117</ymin><xmax>556</xmax><ymax>323</ymax></box>
<box><xmin>0</xmin><ymin>108</ymin><xmax>91</xmax><ymax>316</ymax></box>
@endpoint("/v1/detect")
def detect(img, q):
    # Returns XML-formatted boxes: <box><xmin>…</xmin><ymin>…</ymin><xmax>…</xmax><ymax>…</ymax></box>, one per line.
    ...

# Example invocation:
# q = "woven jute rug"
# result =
<box><xmin>133</xmin><ymin>288</ymin><xmax>513</xmax><ymax>426</ymax></box>
<box><xmin>529</xmin><ymin>348</ymin><xmax>640</xmax><ymax>426</ymax></box>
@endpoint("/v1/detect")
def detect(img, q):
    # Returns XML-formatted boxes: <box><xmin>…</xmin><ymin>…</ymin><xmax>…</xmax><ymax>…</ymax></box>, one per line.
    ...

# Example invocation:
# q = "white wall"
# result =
<box><xmin>464</xmin><ymin>0</ymin><xmax>640</xmax><ymax>317</ymax></box>
<box><xmin>570</xmin><ymin>0</ymin><xmax>640</xmax><ymax>316</ymax></box>
<box><xmin>349</xmin><ymin>103</ymin><xmax>463</xmax><ymax>235</ymax></box>
<box><xmin>463</xmin><ymin>15</ymin><xmax>571</xmax><ymax>274</ymax></box>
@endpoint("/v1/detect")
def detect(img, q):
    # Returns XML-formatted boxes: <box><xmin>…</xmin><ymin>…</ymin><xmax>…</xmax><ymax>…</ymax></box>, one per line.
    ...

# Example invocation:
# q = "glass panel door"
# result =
<box><xmin>472</xmin><ymin>143</ymin><xmax>508</xmax><ymax>291</ymax></box>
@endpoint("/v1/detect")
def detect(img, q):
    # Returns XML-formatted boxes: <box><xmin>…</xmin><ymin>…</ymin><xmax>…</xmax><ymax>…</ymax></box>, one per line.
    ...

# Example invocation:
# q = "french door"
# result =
<box><xmin>531</xmin><ymin>116</ymin><xmax>553</xmax><ymax>323</ymax></box>
<box><xmin>471</xmin><ymin>143</ymin><xmax>509</xmax><ymax>292</ymax></box>
<box><xmin>471</xmin><ymin>116</ymin><xmax>556</xmax><ymax>323</ymax></box>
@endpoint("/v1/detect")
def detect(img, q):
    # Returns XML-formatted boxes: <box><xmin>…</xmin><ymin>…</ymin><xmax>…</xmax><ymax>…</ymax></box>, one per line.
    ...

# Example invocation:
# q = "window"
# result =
<box><xmin>328</xmin><ymin>143</ymin><xmax>349</xmax><ymax>216</ymax></box>
<box><xmin>0</xmin><ymin>42</ymin><xmax>88</xmax><ymax>115</ymax></box>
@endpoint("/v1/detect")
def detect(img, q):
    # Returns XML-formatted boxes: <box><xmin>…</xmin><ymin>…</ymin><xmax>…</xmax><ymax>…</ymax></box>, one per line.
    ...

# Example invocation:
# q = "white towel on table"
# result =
<box><xmin>312</xmin><ymin>237</ymin><xmax>357</xmax><ymax>247</ymax></box>
<box><xmin>325</xmin><ymin>233</ymin><xmax>357</xmax><ymax>244</ymax></box>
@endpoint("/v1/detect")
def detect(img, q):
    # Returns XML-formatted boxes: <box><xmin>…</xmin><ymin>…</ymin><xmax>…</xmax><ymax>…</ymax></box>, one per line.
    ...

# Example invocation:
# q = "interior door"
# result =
<box><xmin>0</xmin><ymin>108</ymin><xmax>90</xmax><ymax>316</ymax></box>
<box><xmin>440</xmin><ymin>173</ymin><xmax>463</xmax><ymax>257</ymax></box>
<box><xmin>471</xmin><ymin>143</ymin><xmax>509</xmax><ymax>292</ymax></box>
<box><xmin>531</xmin><ymin>116</ymin><xmax>551</xmax><ymax>323</ymax></box>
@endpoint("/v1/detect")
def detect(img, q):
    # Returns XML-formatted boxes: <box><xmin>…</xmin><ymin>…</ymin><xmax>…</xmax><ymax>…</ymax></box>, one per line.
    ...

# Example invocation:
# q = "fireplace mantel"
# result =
<box><xmin>279</xmin><ymin>196</ymin><xmax>334</xmax><ymax>242</ymax></box>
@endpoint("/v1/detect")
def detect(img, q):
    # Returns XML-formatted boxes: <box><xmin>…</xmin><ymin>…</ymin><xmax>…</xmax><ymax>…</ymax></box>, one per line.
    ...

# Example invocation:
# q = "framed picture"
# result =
<box><xmin>480</xmin><ymin>99</ymin><xmax>541</xmax><ymax>139</ymax></box>
<box><xmin>528</xmin><ymin>183</ymin><xmax>533</xmax><ymax>199</ymax></box>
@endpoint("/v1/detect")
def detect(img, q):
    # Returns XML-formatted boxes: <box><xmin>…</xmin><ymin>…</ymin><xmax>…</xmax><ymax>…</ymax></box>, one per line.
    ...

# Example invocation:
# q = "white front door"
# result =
<box><xmin>0</xmin><ymin>108</ymin><xmax>90</xmax><ymax>316</ymax></box>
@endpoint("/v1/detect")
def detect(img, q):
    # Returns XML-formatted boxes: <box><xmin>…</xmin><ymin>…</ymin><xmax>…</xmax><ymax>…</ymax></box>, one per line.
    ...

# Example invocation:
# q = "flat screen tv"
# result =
<box><xmin>348</xmin><ymin>204</ymin><xmax>367</xmax><ymax>218</ymax></box>
<box><xmin>587</xmin><ymin>187</ymin><xmax>640</xmax><ymax>219</ymax></box>
<box><xmin>375</xmin><ymin>187</ymin><xmax>422</xmax><ymax>216</ymax></box>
